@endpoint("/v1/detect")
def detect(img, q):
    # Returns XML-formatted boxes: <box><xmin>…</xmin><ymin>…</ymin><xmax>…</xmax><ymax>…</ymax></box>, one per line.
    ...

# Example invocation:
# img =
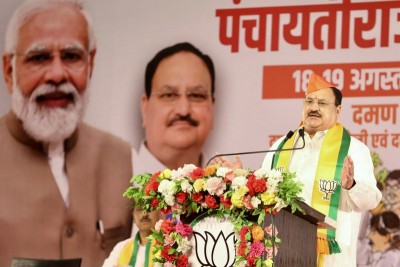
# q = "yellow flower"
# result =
<box><xmin>231</xmin><ymin>192</ymin><xmax>244</xmax><ymax>208</ymax></box>
<box><xmin>160</xmin><ymin>169</ymin><xmax>171</xmax><ymax>179</ymax></box>
<box><xmin>193</xmin><ymin>179</ymin><xmax>206</xmax><ymax>192</ymax></box>
<box><xmin>154</xmin><ymin>250</ymin><xmax>162</xmax><ymax>260</ymax></box>
<box><xmin>264</xmin><ymin>259</ymin><xmax>274</xmax><ymax>267</ymax></box>
<box><xmin>204</xmin><ymin>165</ymin><xmax>217</xmax><ymax>176</ymax></box>
<box><xmin>251</xmin><ymin>225</ymin><xmax>264</xmax><ymax>241</ymax></box>
<box><xmin>260</xmin><ymin>192</ymin><xmax>276</xmax><ymax>205</ymax></box>
<box><xmin>236</xmin><ymin>186</ymin><xmax>249</xmax><ymax>197</ymax></box>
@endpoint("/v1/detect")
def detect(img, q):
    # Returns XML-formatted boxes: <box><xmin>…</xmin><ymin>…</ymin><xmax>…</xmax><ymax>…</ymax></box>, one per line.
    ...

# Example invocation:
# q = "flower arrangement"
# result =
<box><xmin>151</xmin><ymin>219</ymin><xmax>192</xmax><ymax>267</ymax></box>
<box><xmin>124</xmin><ymin>164</ymin><xmax>304</xmax><ymax>267</ymax></box>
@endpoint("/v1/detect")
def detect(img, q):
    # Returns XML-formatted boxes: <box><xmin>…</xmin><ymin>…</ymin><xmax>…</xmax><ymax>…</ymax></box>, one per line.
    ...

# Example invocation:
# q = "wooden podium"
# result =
<box><xmin>262</xmin><ymin>201</ymin><xmax>336</xmax><ymax>267</ymax></box>
<box><xmin>181</xmin><ymin>201</ymin><xmax>336</xmax><ymax>267</ymax></box>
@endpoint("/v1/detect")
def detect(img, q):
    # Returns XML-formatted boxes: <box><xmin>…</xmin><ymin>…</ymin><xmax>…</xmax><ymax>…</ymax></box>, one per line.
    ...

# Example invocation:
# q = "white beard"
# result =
<box><xmin>11</xmin><ymin>81</ymin><xmax>89</xmax><ymax>144</ymax></box>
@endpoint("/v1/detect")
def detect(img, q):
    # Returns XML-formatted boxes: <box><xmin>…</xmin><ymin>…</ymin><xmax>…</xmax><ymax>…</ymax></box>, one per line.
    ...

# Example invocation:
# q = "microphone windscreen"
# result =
<box><xmin>286</xmin><ymin>130</ymin><xmax>295</xmax><ymax>139</ymax></box>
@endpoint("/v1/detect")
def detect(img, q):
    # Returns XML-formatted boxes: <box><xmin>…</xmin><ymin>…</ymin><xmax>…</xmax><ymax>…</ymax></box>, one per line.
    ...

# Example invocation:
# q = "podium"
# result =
<box><xmin>261</xmin><ymin>201</ymin><xmax>336</xmax><ymax>267</ymax></box>
<box><xmin>181</xmin><ymin>200</ymin><xmax>336</xmax><ymax>267</ymax></box>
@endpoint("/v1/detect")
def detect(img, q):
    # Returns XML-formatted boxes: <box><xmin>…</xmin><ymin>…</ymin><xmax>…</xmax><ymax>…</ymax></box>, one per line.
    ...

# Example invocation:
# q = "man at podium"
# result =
<box><xmin>261</xmin><ymin>72</ymin><xmax>382</xmax><ymax>267</ymax></box>
<box><xmin>218</xmin><ymin>72</ymin><xmax>381</xmax><ymax>267</ymax></box>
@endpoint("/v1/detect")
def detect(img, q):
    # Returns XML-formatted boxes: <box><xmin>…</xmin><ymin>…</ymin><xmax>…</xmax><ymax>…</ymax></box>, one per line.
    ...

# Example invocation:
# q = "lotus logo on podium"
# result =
<box><xmin>192</xmin><ymin>231</ymin><xmax>236</xmax><ymax>267</ymax></box>
<box><xmin>188</xmin><ymin>215</ymin><xmax>236</xmax><ymax>267</ymax></box>
<box><xmin>319</xmin><ymin>179</ymin><xmax>339</xmax><ymax>201</ymax></box>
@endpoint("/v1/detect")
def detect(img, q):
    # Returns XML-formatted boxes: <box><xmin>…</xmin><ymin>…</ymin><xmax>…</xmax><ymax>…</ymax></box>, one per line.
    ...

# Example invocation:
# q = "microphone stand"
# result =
<box><xmin>205</xmin><ymin>128</ymin><xmax>305</xmax><ymax>167</ymax></box>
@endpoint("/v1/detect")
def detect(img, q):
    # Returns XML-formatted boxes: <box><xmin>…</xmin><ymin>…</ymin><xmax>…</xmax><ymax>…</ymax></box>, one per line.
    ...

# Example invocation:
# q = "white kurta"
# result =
<box><xmin>262</xmin><ymin>130</ymin><xmax>382</xmax><ymax>267</ymax></box>
<box><xmin>102</xmin><ymin>237</ymin><xmax>146</xmax><ymax>267</ymax></box>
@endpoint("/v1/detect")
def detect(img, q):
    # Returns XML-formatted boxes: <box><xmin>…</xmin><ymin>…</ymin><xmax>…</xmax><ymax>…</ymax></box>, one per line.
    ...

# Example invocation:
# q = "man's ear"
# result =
<box><xmin>88</xmin><ymin>48</ymin><xmax>96</xmax><ymax>78</ymax></box>
<box><xmin>3</xmin><ymin>54</ymin><xmax>14</xmax><ymax>94</ymax></box>
<box><xmin>140</xmin><ymin>94</ymin><xmax>149</xmax><ymax>128</ymax></box>
<box><xmin>337</xmin><ymin>105</ymin><xmax>342</xmax><ymax>116</ymax></box>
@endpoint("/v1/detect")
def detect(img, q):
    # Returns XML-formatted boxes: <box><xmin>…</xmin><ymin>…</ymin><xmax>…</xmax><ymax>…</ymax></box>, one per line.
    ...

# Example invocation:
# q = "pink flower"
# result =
<box><xmin>224</xmin><ymin>171</ymin><xmax>235</xmax><ymax>184</ymax></box>
<box><xmin>243</xmin><ymin>195</ymin><xmax>254</xmax><ymax>209</ymax></box>
<box><xmin>249</xmin><ymin>241</ymin><xmax>265</xmax><ymax>258</ymax></box>
<box><xmin>206</xmin><ymin>177</ymin><xmax>226</xmax><ymax>196</ymax></box>
<box><xmin>265</xmin><ymin>246</ymin><xmax>279</xmax><ymax>259</ymax></box>
<box><xmin>163</xmin><ymin>233</ymin><xmax>176</xmax><ymax>246</ymax></box>
<box><xmin>264</xmin><ymin>224</ymin><xmax>279</xmax><ymax>237</ymax></box>
<box><xmin>175</xmin><ymin>221</ymin><xmax>192</xmax><ymax>237</ymax></box>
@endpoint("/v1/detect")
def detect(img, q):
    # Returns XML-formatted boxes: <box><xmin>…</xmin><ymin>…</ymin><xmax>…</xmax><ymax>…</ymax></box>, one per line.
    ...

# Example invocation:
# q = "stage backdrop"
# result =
<box><xmin>0</xmin><ymin>0</ymin><xmax>399</xmax><ymax>265</ymax></box>
<box><xmin>1</xmin><ymin>0</ymin><xmax>397</xmax><ymax>170</ymax></box>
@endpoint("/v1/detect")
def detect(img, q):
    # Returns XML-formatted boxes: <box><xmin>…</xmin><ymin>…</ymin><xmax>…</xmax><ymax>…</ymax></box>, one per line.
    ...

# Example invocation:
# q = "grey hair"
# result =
<box><xmin>4</xmin><ymin>0</ymin><xmax>96</xmax><ymax>53</ymax></box>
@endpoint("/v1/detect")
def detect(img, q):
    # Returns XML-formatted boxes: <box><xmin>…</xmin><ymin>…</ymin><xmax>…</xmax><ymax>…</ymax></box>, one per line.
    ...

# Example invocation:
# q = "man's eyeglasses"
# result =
<box><xmin>12</xmin><ymin>47</ymin><xmax>89</xmax><ymax>71</ymax></box>
<box><xmin>304</xmin><ymin>98</ymin><xmax>336</xmax><ymax>108</ymax></box>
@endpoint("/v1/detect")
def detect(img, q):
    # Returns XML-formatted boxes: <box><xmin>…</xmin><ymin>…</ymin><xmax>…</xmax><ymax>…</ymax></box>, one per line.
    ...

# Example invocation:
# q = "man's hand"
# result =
<box><xmin>341</xmin><ymin>156</ymin><xmax>355</xmax><ymax>190</ymax></box>
<box><xmin>210</xmin><ymin>155</ymin><xmax>243</xmax><ymax>169</ymax></box>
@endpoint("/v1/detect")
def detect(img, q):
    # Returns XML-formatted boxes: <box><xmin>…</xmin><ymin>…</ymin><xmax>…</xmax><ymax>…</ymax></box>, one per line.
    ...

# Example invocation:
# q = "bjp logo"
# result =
<box><xmin>319</xmin><ymin>179</ymin><xmax>339</xmax><ymax>201</ymax></box>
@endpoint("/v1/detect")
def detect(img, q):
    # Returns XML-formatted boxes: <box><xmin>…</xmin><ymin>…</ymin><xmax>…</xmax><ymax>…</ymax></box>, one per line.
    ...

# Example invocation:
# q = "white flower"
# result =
<box><xmin>180</xmin><ymin>180</ymin><xmax>193</xmax><ymax>193</ymax></box>
<box><xmin>273</xmin><ymin>197</ymin><xmax>288</xmax><ymax>211</ymax></box>
<box><xmin>177</xmin><ymin>237</ymin><xmax>191</xmax><ymax>253</ymax></box>
<box><xmin>216</xmin><ymin>167</ymin><xmax>231</xmax><ymax>177</ymax></box>
<box><xmin>206</xmin><ymin>177</ymin><xmax>226</xmax><ymax>196</ymax></box>
<box><xmin>158</xmin><ymin>180</ymin><xmax>176</xmax><ymax>196</ymax></box>
<box><xmin>171</xmin><ymin>168</ymin><xmax>186</xmax><ymax>181</ymax></box>
<box><xmin>231</xmin><ymin>176</ymin><xmax>247</xmax><ymax>190</ymax></box>
<box><xmin>164</xmin><ymin>193</ymin><xmax>175</xmax><ymax>206</ymax></box>
<box><xmin>266</xmin><ymin>170</ymin><xmax>283</xmax><ymax>193</ymax></box>
<box><xmin>266</xmin><ymin>177</ymin><xmax>282</xmax><ymax>194</ymax></box>
<box><xmin>254</xmin><ymin>167</ymin><xmax>269</xmax><ymax>178</ymax></box>
<box><xmin>251</xmin><ymin>196</ymin><xmax>261</xmax><ymax>208</ymax></box>
<box><xmin>155</xmin><ymin>219</ymin><xmax>163</xmax><ymax>231</ymax></box>
<box><xmin>268</xmin><ymin>169</ymin><xmax>284</xmax><ymax>180</ymax></box>
<box><xmin>182</xmin><ymin>164</ymin><xmax>197</xmax><ymax>174</ymax></box>
<box><xmin>153</xmin><ymin>263</ymin><xmax>163</xmax><ymax>267</ymax></box>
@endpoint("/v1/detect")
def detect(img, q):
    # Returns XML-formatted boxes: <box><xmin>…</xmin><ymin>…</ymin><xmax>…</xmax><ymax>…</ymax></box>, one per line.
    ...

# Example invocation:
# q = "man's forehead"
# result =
<box><xmin>305</xmin><ymin>88</ymin><xmax>333</xmax><ymax>99</ymax></box>
<box><xmin>16</xmin><ymin>3</ymin><xmax>88</xmax><ymax>50</ymax></box>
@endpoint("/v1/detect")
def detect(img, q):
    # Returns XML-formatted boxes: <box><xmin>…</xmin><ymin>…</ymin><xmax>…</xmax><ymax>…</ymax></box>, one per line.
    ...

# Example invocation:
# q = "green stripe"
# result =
<box><xmin>272</xmin><ymin>130</ymin><xmax>297</xmax><ymax>168</ymax></box>
<box><xmin>144</xmin><ymin>241</ymin><xmax>152</xmax><ymax>267</ymax></box>
<box><xmin>272</xmin><ymin>139</ymin><xmax>286</xmax><ymax>168</ymax></box>
<box><xmin>327</xmin><ymin>128</ymin><xmax>351</xmax><ymax>238</ymax></box>
<box><xmin>129</xmin><ymin>232</ymin><xmax>152</xmax><ymax>267</ymax></box>
<box><xmin>129</xmin><ymin>233</ymin><xmax>140</xmax><ymax>266</ymax></box>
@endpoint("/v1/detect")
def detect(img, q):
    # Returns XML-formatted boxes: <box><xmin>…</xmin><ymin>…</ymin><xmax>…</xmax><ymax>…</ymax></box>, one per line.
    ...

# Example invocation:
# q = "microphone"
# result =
<box><xmin>205</xmin><ymin>128</ymin><xmax>305</xmax><ymax>167</ymax></box>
